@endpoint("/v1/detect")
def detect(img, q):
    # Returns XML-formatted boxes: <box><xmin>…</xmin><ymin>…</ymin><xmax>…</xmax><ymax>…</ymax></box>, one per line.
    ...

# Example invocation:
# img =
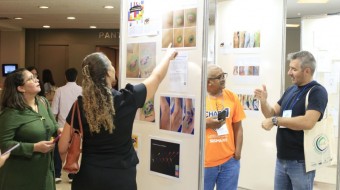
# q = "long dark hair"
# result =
<box><xmin>1</xmin><ymin>68</ymin><xmax>30</xmax><ymax>111</ymax></box>
<box><xmin>42</xmin><ymin>69</ymin><xmax>55</xmax><ymax>86</ymax></box>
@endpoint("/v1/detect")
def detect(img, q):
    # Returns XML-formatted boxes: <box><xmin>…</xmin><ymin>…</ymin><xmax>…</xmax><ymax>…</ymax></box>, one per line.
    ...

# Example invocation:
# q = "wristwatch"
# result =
<box><xmin>272</xmin><ymin>116</ymin><xmax>278</xmax><ymax>126</ymax></box>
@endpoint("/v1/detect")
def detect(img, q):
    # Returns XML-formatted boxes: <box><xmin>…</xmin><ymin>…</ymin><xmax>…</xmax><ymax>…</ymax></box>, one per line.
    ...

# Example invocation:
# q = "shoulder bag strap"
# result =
<box><xmin>69</xmin><ymin>101</ymin><xmax>77</xmax><ymax>137</ymax></box>
<box><xmin>305</xmin><ymin>85</ymin><xmax>327</xmax><ymax>119</ymax></box>
<box><xmin>76</xmin><ymin>100</ymin><xmax>83</xmax><ymax>136</ymax></box>
<box><xmin>305</xmin><ymin>86</ymin><xmax>316</xmax><ymax>109</ymax></box>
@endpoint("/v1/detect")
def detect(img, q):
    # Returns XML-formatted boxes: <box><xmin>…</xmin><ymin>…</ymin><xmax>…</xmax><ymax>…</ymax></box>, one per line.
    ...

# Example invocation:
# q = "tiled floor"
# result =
<box><xmin>55</xmin><ymin>171</ymin><xmax>71</xmax><ymax>190</ymax></box>
<box><xmin>56</xmin><ymin>170</ymin><xmax>336</xmax><ymax>190</ymax></box>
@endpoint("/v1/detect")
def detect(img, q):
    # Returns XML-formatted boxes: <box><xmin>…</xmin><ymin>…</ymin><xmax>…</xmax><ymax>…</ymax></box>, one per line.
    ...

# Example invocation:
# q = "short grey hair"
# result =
<box><xmin>287</xmin><ymin>51</ymin><xmax>316</xmax><ymax>75</ymax></box>
<box><xmin>207</xmin><ymin>64</ymin><xmax>222</xmax><ymax>78</ymax></box>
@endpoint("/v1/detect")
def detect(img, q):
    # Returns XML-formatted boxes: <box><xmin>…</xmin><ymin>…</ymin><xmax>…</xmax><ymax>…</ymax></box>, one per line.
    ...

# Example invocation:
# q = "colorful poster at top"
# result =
<box><xmin>128</xmin><ymin>0</ymin><xmax>160</xmax><ymax>37</ymax></box>
<box><xmin>128</xmin><ymin>1</ymin><xmax>144</xmax><ymax>22</ymax></box>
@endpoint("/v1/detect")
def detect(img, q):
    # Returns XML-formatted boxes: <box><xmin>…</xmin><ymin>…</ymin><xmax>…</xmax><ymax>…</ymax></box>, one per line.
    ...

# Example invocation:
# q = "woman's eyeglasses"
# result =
<box><xmin>208</xmin><ymin>73</ymin><xmax>228</xmax><ymax>80</ymax></box>
<box><xmin>24</xmin><ymin>75</ymin><xmax>38</xmax><ymax>83</ymax></box>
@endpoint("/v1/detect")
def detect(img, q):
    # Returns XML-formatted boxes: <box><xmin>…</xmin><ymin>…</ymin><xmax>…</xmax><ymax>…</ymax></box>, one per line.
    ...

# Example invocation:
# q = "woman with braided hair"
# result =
<box><xmin>58</xmin><ymin>44</ymin><xmax>177</xmax><ymax>190</ymax></box>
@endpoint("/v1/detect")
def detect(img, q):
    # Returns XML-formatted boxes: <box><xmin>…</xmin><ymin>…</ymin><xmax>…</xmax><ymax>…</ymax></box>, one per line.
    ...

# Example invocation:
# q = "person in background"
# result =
<box><xmin>254</xmin><ymin>51</ymin><xmax>328</xmax><ymax>190</ymax></box>
<box><xmin>26</xmin><ymin>66</ymin><xmax>45</xmax><ymax>96</ymax></box>
<box><xmin>42</xmin><ymin>69</ymin><xmax>57</xmax><ymax>102</ymax></box>
<box><xmin>51</xmin><ymin>68</ymin><xmax>82</xmax><ymax>183</ymax></box>
<box><xmin>205</xmin><ymin>64</ymin><xmax>246</xmax><ymax>190</ymax></box>
<box><xmin>58</xmin><ymin>44</ymin><xmax>177</xmax><ymax>190</ymax></box>
<box><xmin>0</xmin><ymin>68</ymin><xmax>60</xmax><ymax>190</ymax></box>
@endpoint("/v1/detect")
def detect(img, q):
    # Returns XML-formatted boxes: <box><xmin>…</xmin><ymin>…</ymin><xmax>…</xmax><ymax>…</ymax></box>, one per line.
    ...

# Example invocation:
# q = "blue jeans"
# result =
<box><xmin>275</xmin><ymin>159</ymin><xmax>315</xmax><ymax>190</ymax></box>
<box><xmin>204</xmin><ymin>157</ymin><xmax>240</xmax><ymax>190</ymax></box>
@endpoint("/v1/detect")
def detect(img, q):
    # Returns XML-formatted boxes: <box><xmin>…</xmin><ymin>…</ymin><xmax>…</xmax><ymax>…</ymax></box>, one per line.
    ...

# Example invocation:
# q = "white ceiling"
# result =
<box><xmin>0</xmin><ymin>0</ymin><xmax>339</xmax><ymax>31</ymax></box>
<box><xmin>0</xmin><ymin>0</ymin><xmax>121</xmax><ymax>31</ymax></box>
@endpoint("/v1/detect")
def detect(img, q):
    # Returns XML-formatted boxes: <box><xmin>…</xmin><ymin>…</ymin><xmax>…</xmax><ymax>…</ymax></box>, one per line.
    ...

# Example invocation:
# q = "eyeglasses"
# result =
<box><xmin>24</xmin><ymin>75</ymin><xmax>38</xmax><ymax>83</ymax></box>
<box><xmin>208</xmin><ymin>73</ymin><xmax>228</xmax><ymax>80</ymax></box>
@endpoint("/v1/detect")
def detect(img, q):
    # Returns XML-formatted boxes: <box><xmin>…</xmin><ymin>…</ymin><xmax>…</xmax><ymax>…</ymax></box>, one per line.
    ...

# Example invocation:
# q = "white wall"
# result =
<box><xmin>216</xmin><ymin>0</ymin><xmax>285</xmax><ymax>189</ymax></box>
<box><xmin>301</xmin><ymin>15</ymin><xmax>340</xmax><ymax>185</ymax></box>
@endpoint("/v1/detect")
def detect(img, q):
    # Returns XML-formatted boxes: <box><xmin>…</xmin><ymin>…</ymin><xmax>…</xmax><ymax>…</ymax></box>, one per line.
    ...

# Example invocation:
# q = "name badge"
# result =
<box><xmin>280</xmin><ymin>110</ymin><xmax>292</xmax><ymax>128</ymax></box>
<box><xmin>216</xmin><ymin>123</ymin><xmax>228</xmax><ymax>136</ymax></box>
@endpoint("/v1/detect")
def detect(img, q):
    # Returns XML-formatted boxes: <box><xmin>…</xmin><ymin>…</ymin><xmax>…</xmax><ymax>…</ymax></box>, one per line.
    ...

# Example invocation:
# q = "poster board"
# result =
<box><xmin>120</xmin><ymin>0</ymin><xmax>205</xmax><ymax>189</ymax></box>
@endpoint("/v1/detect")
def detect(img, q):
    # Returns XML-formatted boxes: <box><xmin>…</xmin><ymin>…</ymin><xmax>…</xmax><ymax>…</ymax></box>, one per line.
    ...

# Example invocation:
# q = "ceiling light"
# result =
<box><xmin>14</xmin><ymin>17</ymin><xmax>23</xmax><ymax>20</ymax></box>
<box><xmin>104</xmin><ymin>5</ymin><xmax>114</xmax><ymax>9</ymax></box>
<box><xmin>90</xmin><ymin>26</ymin><xmax>97</xmax><ymax>28</ymax></box>
<box><xmin>286</xmin><ymin>24</ymin><xmax>300</xmax><ymax>27</ymax></box>
<box><xmin>38</xmin><ymin>6</ymin><xmax>49</xmax><ymax>9</ymax></box>
<box><xmin>297</xmin><ymin>0</ymin><xmax>328</xmax><ymax>3</ymax></box>
<box><xmin>43</xmin><ymin>25</ymin><xmax>50</xmax><ymax>28</ymax></box>
<box><xmin>67</xmin><ymin>17</ymin><xmax>76</xmax><ymax>20</ymax></box>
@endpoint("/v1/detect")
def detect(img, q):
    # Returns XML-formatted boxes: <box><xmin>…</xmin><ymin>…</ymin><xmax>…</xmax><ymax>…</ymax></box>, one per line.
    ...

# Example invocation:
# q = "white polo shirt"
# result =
<box><xmin>51</xmin><ymin>82</ymin><xmax>82</xmax><ymax>127</ymax></box>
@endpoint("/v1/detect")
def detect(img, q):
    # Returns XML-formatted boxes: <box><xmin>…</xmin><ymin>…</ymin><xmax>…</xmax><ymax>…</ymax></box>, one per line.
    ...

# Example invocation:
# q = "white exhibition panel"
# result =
<box><xmin>216</xmin><ymin>0</ymin><xmax>285</xmax><ymax>189</ymax></box>
<box><xmin>120</xmin><ymin>0</ymin><xmax>205</xmax><ymax>189</ymax></box>
<box><xmin>301</xmin><ymin>16</ymin><xmax>340</xmax><ymax>185</ymax></box>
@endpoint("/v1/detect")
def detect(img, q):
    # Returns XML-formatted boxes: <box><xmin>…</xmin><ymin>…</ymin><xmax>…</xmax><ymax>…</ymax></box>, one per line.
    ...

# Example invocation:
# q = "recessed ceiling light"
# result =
<box><xmin>43</xmin><ymin>25</ymin><xmax>50</xmax><ymax>28</ymax></box>
<box><xmin>297</xmin><ymin>0</ymin><xmax>328</xmax><ymax>3</ymax></box>
<box><xmin>286</xmin><ymin>24</ymin><xmax>300</xmax><ymax>28</ymax></box>
<box><xmin>90</xmin><ymin>26</ymin><xmax>97</xmax><ymax>28</ymax></box>
<box><xmin>104</xmin><ymin>5</ymin><xmax>114</xmax><ymax>9</ymax></box>
<box><xmin>14</xmin><ymin>17</ymin><xmax>23</xmax><ymax>20</ymax></box>
<box><xmin>67</xmin><ymin>17</ymin><xmax>76</xmax><ymax>20</ymax></box>
<box><xmin>38</xmin><ymin>6</ymin><xmax>49</xmax><ymax>9</ymax></box>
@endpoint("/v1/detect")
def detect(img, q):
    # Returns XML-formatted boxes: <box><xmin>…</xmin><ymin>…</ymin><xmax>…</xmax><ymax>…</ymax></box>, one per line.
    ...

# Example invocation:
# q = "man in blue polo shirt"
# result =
<box><xmin>254</xmin><ymin>51</ymin><xmax>328</xmax><ymax>190</ymax></box>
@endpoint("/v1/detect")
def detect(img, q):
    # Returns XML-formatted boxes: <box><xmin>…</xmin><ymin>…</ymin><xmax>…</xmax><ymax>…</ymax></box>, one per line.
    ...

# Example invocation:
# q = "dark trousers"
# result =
<box><xmin>54</xmin><ymin>142</ymin><xmax>62</xmax><ymax>178</ymax></box>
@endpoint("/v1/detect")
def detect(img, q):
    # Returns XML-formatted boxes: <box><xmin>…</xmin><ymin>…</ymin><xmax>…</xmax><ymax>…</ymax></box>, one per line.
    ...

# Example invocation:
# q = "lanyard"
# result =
<box><xmin>283</xmin><ymin>82</ymin><xmax>314</xmax><ymax>111</ymax></box>
<box><xmin>208</xmin><ymin>93</ymin><xmax>225</xmax><ymax>111</ymax></box>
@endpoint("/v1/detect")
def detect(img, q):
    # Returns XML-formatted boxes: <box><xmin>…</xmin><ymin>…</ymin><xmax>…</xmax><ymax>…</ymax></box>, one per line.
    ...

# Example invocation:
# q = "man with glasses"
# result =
<box><xmin>205</xmin><ymin>64</ymin><xmax>246</xmax><ymax>190</ymax></box>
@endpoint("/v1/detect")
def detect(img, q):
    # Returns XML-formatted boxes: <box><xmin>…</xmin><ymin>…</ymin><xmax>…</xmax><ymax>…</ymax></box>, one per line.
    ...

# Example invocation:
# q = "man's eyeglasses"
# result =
<box><xmin>208</xmin><ymin>73</ymin><xmax>228</xmax><ymax>80</ymax></box>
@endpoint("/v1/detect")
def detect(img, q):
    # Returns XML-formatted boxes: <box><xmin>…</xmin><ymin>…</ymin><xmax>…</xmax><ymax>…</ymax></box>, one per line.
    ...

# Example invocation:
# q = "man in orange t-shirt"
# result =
<box><xmin>205</xmin><ymin>64</ymin><xmax>246</xmax><ymax>190</ymax></box>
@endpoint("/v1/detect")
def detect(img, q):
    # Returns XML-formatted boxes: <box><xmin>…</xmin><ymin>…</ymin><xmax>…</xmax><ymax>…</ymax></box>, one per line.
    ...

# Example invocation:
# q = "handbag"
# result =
<box><xmin>303</xmin><ymin>86</ymin><xmax>333</xmax><ymax>172</ymax></box>
<box><xmin>63</xmin><ymin>100</ymin><xmax>83</xmax><ymax>174</ymax></box>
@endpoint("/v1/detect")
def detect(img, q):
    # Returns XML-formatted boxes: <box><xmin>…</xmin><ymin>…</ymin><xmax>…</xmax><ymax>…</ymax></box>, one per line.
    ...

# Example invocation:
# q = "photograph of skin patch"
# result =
<box><xmin>162</xmin><ymin>11</ymin><xmax>173</xmax><ymax>29</ymax></box>
<box><xmin>138</xmin><ymin>98</ymin><xmax>155</xmax><ymax>122</ymax></box>
<box><xmin>126</xmin><ymin>43</ymin><xmax>140</xmax><ymax>78</ymax></box>
<box><xmin>139</xmin><ymin>42</ymin><xmax>156</xmax><ymax>78</ymax></box>
<box><xmin>184</xmin><ymin>8</ymin><xmax>197</xmax><ymax>27</ymax></box>
<box><xmin>162</xmin><ymin>29</ymin><xmax>174</xmax><ymax>48</ymax></box>
<box><xmin>161</xmin><ymin>8</ymin><xmax>197</xmax><ymax>49</ymax></box>
<box><xmin>173</xmin><ymin>28</ymin><xmax>184</xmax><ymax>48</ymax></box>
<box><xmin>184</xmin><ymin>27</ymin><xmax>196</xmax><ymax>47</ymax></box>
<box><xmin>173</xmin><ymin>10</ymin><xmax>184</xmax><ymax>28</ymax></box>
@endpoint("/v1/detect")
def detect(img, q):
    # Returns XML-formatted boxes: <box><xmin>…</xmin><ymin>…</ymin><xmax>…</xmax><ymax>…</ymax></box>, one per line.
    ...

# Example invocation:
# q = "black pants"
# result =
<box><xmin>54</xmin><ymin>142</ymin><xmax>62</xmax><ymax>178</ymax></box>
<box><xmin>72</xmin><ymin>164</ymin><xmax>137</xmax><ymax>190</ymax></box>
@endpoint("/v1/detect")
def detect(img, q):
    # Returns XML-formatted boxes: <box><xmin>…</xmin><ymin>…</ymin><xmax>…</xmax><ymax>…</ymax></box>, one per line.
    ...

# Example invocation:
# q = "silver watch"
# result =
<box><xmin>272</xmin><ymin>116</ymin><xmax>278</xmax><ymax>126</ymax></box>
